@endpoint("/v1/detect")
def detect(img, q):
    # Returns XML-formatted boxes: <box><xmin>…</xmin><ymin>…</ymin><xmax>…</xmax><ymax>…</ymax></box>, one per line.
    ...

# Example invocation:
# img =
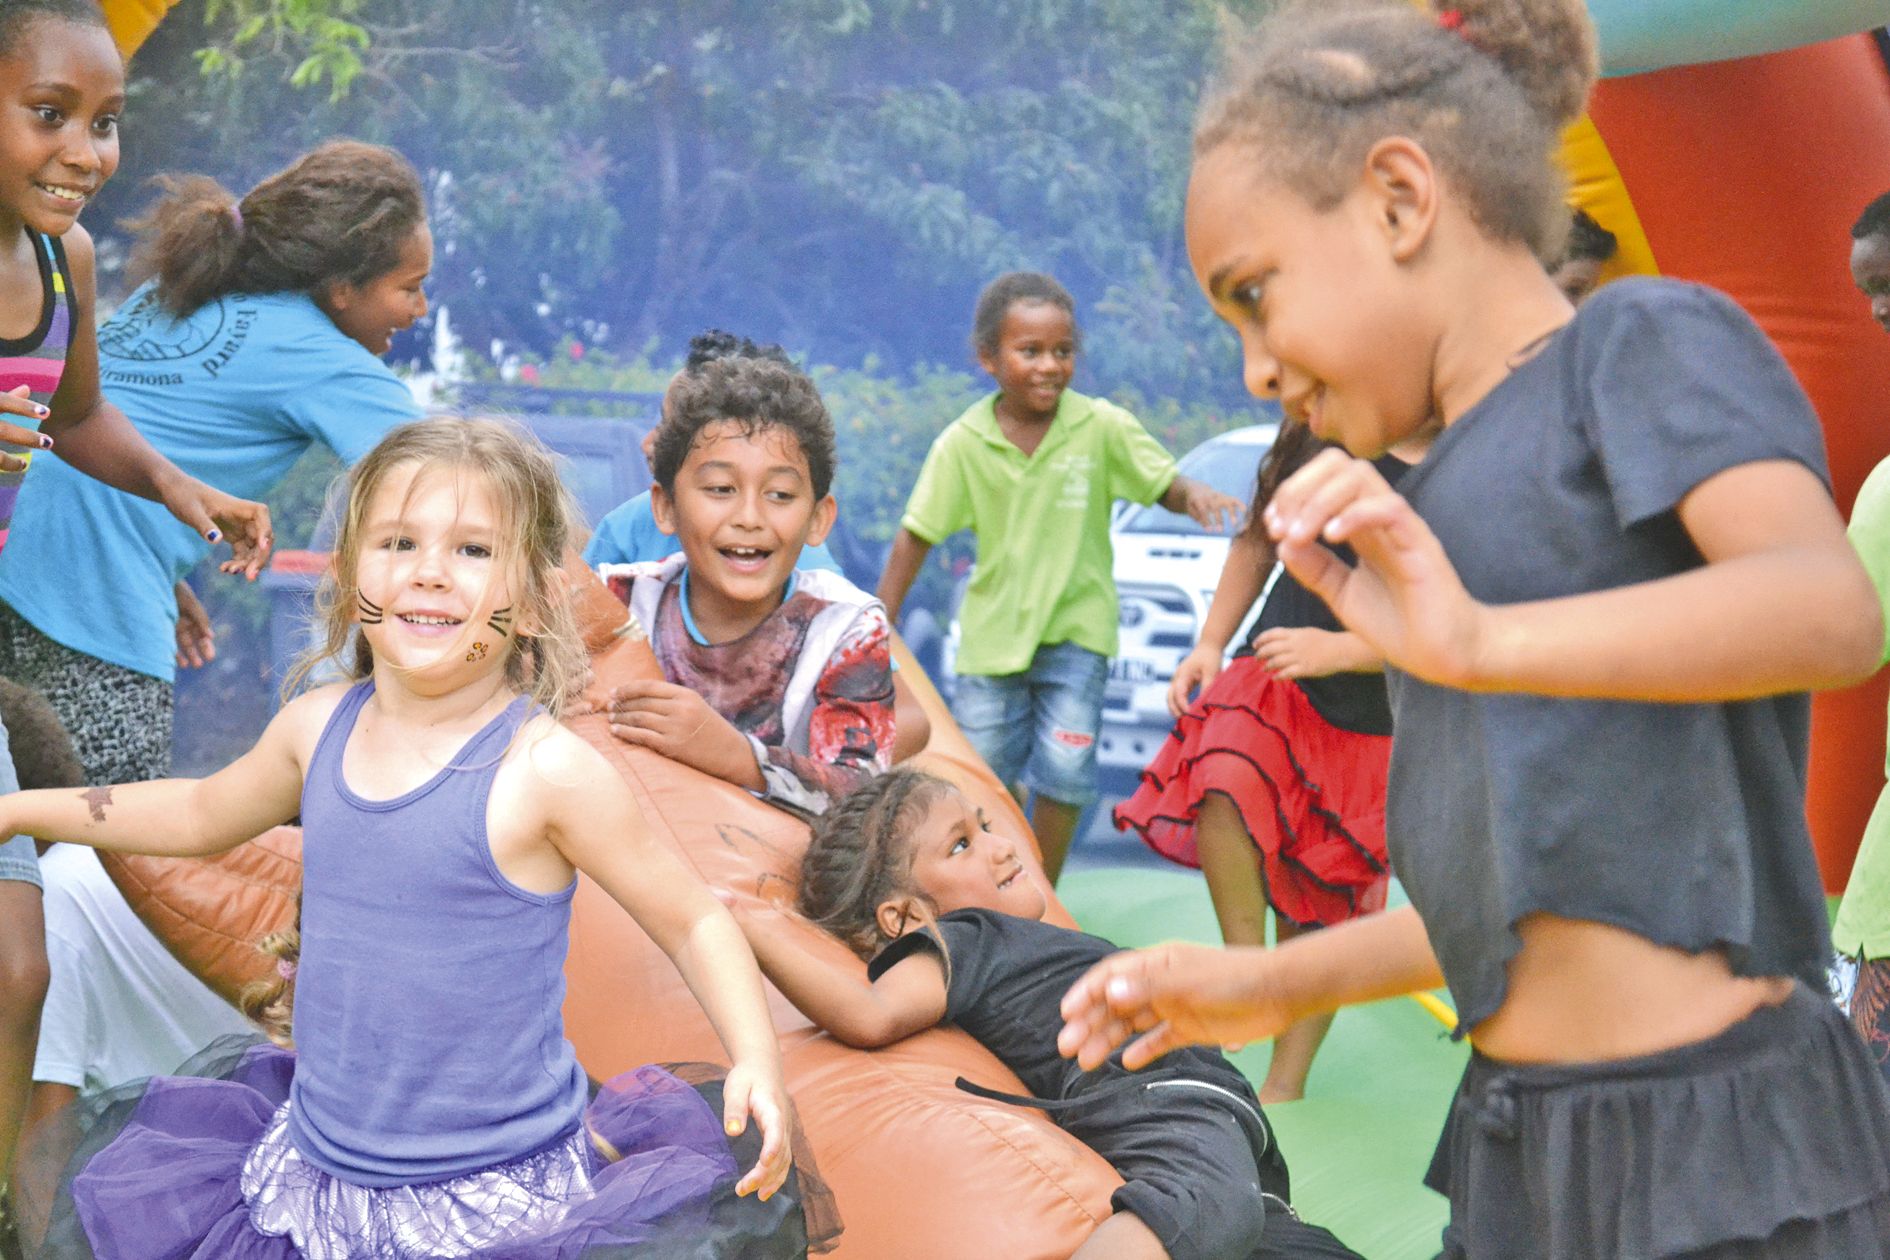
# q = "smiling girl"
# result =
<box><xmin>0</xmin><ymin>0</ymin><xmax>273</xmax><ymax>1211</ymax></box>
<box><xmin>1060</xmin><ymin>2</ymin><xmax>1890</xmax><ymax>1255</ymax></box>
<box><xmin>7</xmin><ymin>418</ymin><xmax>816</xmax><ymax>1259</ymax></box>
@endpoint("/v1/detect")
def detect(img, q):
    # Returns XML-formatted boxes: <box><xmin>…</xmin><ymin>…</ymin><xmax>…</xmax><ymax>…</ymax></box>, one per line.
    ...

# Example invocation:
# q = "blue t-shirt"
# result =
<box><xmin>583</xmin><ymin>489</ymin><xmax>842</xmax><ymax>574</ymax></box>
<box><xmin>0</xmin><ymin>284</ymin><xmax>421</xmax><ymax>681</ymax></box>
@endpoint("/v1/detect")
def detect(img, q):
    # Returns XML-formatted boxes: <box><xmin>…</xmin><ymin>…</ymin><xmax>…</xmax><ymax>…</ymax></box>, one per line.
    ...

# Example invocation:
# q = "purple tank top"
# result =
<box><xmin>287</xmin><ymin>681</ymin><xmax>588</xmax><ymax>1187</ymax></box>
<box><xmin>0</xmin><ymin>230</ymin><xmax>72</xmax><ymax>559</ymax></box>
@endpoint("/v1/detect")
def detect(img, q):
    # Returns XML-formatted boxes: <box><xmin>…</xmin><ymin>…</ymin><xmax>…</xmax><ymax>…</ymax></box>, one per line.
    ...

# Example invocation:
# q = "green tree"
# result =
<box><xmin>108</xmin><ymin>0</ymin><xmax>1263</xmax><ymax>409</ymax></box>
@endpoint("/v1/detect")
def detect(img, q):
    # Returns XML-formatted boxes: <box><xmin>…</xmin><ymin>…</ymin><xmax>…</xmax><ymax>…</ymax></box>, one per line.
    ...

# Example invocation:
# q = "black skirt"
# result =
<box><xmin>1427</xmin><ymin>983</ymin><xmax>1890</xmax><ymax>1259</ymax></box>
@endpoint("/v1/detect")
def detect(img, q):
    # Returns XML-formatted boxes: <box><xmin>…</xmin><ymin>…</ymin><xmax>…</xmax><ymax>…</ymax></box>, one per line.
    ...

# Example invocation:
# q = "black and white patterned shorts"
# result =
<box><xmin>0</xmin><ymin>602</ymin><xmax>172</xmax><ymax>785</ymax></box>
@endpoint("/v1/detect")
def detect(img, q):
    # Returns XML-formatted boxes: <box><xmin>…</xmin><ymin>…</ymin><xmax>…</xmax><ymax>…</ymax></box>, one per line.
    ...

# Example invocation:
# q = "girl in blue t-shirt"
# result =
<box><xmin>1060</xmin><ymin>2</ymin><xmax>1890</xmax><ymax>1256</ymax></box>
<box><xmin>5</xmin><ymin>418</ymin><xmax>818</xmax><ymax>1259</ymax></box>
<box><xmin>0</xmin><ymin>0</ymin><xmax>271</xmax><ymax>1217</ymax></box>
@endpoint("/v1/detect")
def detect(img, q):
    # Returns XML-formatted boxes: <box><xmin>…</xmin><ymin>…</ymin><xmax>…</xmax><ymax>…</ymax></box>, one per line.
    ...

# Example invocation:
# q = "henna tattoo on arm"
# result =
<box><xmin>80</xmin><ymin>785</ymin><xmax>113</xmax><ymax>823</ymax></box>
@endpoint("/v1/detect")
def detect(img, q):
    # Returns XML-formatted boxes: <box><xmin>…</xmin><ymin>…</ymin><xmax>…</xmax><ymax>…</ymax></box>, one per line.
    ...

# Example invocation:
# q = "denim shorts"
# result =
<box><xmin>952</xmin><ymin>641</ymin><xmax>1107</xmax><ymax>807</ymax></box>
<box><xmin>0</xmin><ymin>711</ymin><xmax>39</xmax><ymax>888</ymax></box>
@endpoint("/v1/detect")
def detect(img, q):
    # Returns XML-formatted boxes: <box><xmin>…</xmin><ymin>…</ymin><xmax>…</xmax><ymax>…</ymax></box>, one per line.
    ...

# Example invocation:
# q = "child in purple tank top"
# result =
<box><xmin>0</xmin><ymin>418</ymin><xmax>825</xmax><ymax>1259</ymax></box>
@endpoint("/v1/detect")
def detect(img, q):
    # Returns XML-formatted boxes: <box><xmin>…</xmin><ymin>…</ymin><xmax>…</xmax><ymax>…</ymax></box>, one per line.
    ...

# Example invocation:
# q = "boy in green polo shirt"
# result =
<box><xmin>877</xmin><ymin>272</ymin><xmax>1241</xmax><ymax>882</ymax></box>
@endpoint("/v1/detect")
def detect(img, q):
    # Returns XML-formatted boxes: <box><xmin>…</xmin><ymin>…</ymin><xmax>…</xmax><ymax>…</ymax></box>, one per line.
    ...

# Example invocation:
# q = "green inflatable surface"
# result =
<box><xmin>1060</xmin><ymin>867</ymin><xmax>1467</xmax><ymax>1260</ymax></box>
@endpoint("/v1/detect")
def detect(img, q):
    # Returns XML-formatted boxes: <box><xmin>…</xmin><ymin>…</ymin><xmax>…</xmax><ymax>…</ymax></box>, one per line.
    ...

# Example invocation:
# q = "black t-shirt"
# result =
<box><xmin>1242</xmin><ymin>454</ymin><xmax>1411</xmax><ymax>737</ymax></box>
<box><xmin>1386</xmin><ymin>278</ymin><xmax>1833</xmax><ymax>1032</ymax></box>
<box><xmin>865</xmin><ymin>908</ymin><xmax>1250</xmax><ymax>1104</ymax></box>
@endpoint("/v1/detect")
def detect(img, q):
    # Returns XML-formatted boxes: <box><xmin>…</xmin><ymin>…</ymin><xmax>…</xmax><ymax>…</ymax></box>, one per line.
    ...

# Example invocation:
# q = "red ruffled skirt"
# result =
<box><xmin>1114</xmin><ymin>656</ymin><xmax>1391</xmax><ymax>927</ymax></box>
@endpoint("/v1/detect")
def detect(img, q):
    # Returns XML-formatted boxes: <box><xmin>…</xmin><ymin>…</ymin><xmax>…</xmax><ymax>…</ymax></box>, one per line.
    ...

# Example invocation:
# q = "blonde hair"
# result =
<box><xmin>1198</xmin><ymin>0</ymin><xmax>1598</xmax><ymax>262</ymax></box>
<box><xmin>285</xmin><ymin>417</ymin><xmax>586</xmax><ymax>718</ymax></box>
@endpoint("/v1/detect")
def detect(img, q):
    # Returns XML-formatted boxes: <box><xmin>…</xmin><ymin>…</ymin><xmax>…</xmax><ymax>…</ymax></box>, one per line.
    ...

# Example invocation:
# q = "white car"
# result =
<box><xmin>1097</xmin><ymin>422</ymin><xmax>1280</xmax><ymax>778</ymax></box>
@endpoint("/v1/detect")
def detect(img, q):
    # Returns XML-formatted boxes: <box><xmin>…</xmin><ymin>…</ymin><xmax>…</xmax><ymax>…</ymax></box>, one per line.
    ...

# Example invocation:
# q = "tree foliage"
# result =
<box><xmin>108</xmin><ymin>0</ymin><xmax>1262</xmax><ymax>408</ymax></box>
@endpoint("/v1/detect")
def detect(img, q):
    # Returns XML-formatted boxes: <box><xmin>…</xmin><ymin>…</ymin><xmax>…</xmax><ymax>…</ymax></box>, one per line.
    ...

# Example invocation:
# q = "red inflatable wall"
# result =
<box><xmin>1588</xmin><ymin>35</ymin><xmax>1890</xmax><ymax>889</ymax></box>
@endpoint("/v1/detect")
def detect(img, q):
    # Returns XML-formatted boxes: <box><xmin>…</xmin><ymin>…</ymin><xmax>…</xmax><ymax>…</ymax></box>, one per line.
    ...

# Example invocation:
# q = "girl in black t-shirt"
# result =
<box><xmin>1117</xmin><ymin>419</ymin><xmax>1416</xmax><ymax>1104</ymax></box>
<box><xmin>1059</xmin><ymin>2</ymin><xmax>1890</xmax><ymax>1257</ymax></box>
<box><xmin>725</xmin><ymin>769</ymin><xmax>1360</xmax><ymax>1260</ymax></box>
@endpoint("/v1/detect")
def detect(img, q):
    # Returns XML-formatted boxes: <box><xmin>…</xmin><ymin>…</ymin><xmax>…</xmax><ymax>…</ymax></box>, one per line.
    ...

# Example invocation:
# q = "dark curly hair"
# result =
<box><xmin>651</xmin><ymin>356</ymin><xmax>837</xmax><ymax>499</ymax></box>
<box><xmin>0</xmin><ymin>678</ymin><xmax>82</xmax><ymax>792</ymax></box>
<box><xmin>1199</xmin><ymin>0</ymin><xmax>1598</xmax><ymax>264</ymax></box>
<box><xmin>0</xmin><ymin>0</ymin><xmax>108</xmax><ymax>60</ymax></box>
<box><xmin>1563</xmin><ymin>208</ymin><xmax>1617</xmax><ymax>265</ymax></box>
<box><xmin>685</xmin><ymin>328</ymin><xmax>794</xmax><ymax>372</ymax></box>
<box><xmin>797</xmin><ymin>769</ymin><xmax>957</xmax><ymax>963</ymax></box>
<box><xmin>971</xmin><ymin>271</ymin><xmax>1081</xmax><ymax>360</ymax></box>
<box><xmin>127</xmin><ymin>140</ymin><xmax>426</xmax><ymax>318</ymax></box>
<box><xmin>1855</xmin><ymin>191</ymin><xmax>1890</xmax><ymax>243</ymax></box>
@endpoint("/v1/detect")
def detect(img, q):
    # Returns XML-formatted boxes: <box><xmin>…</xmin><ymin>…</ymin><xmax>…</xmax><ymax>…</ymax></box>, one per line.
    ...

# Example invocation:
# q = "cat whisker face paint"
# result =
<box><xmin>487</xmin><ymin>605</ymin><xmax>514</xmax><ymax>637</ymax></box>
<box><xmin>357</xmin><ymin>593</ymin><xmax>385</xmax><ymax>625</ymax></box>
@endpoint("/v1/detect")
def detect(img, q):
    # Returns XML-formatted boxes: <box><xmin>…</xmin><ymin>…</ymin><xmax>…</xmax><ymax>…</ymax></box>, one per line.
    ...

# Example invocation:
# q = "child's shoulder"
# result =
<box><xmin>269</xmin><ymin>681</ymin><xmax>358</xmax><ymax>758</ymax></box>
<box><xmin>1573</xmin><ymin>275</ymin><xmax>1757</xmax><ymax>343</ymax></box>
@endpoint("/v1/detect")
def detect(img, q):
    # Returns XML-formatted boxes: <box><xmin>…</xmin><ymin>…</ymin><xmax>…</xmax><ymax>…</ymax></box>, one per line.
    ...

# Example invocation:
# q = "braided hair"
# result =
<box><xmin>797</xmin><ymin>769</ymin><xmax>957</xmax><ymax>962</ymax></box>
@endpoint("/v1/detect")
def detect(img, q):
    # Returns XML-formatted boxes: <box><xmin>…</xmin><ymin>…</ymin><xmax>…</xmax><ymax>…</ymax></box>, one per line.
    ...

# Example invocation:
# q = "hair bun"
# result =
<box><xmin>1440</xmin><ymin>0</ymin><xmax>1597</xmax><ymax>129</ymax></box>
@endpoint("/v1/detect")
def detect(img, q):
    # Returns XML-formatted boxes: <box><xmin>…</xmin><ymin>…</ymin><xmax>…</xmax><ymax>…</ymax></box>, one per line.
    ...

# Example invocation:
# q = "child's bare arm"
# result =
<box><xmin>1271</xmin><ymin>452</ymin><xmax>1882</xmax><ymax>700</ymax></box>
<box><xmin>0</xmin><ymin>690</ymin><xmax>318</xmax><ymax>856</ymax></box>
<box><xmin>1158</xmin><ymin>474</ymin><xmax>1243</xmax><ymax>534</ymax></box>
<box><xmin>875</xmin><ymin>528</ymin><xmax>933</xmax><ymax>625</ymax></box>
<box><xmin>728</xmin><ymin>897</ymin><xmax>946</xmax><ymax>1049</ymax></box>
<box><xmin>537</xmin><ymin>731</ymin><xmax>791</xmax><ymax>1197</ymax></box>
<box><xmin>1058</xmin><ymin>904</ymin><xmax>1444</xmax><ymax>1071</ymax></box>
<box><xmin>42</xmin><ymin>226</ymin><xmax>272</xmax><ymax>578</ymax></box>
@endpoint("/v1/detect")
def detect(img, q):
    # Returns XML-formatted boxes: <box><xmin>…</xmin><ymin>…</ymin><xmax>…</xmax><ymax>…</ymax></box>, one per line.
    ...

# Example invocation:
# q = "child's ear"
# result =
<box><xmin>650</xmin><ymin>484</ymin><xmax>678</xmax><ymax>537</ymax></box>
<box><xmin>1362</xmin><ymin>135</ymin><xmax>1439</xmax><ymax>265</ymax></box>
<box><xmin>975</xmin><ymin>347</ymin><xmax>998</xmax><ymax>379</ymax></box>
<box><xmin>804</xmin><ymin>494</ymin><xmax>838</xmax><ymax>547</ymax></box>
<box><xmin>319</xmin><ymin>278</ymin><xmax>358</xmax><ymax>319</ymax></box>
<box><xmin>875</xmin><ymin>894</ymin><xmax>925</xmax><ymax>942</ymax></box>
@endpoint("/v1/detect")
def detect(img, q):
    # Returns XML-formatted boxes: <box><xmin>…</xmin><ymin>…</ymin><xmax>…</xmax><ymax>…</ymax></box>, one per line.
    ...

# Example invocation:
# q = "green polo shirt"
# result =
<box><xmin>1835</xmin><ymin>454</ymin><xmax>1890</xmax><ymax>958</ymax></box>
<box><xmin>902</xmin><ymin>389</ymin><xmax>1178</xmax><ymax>677</ymax></box>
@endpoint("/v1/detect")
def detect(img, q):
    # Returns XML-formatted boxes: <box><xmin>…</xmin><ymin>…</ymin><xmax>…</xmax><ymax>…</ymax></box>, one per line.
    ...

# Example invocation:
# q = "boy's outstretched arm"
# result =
<box><xmin>1158</xmin><ymin>474</ymin><xmax>1244</xmax><ymax>534</ymax></box>
<box><xmin>725</xmin><ymin>894</ymin><xmax>946</xmax><ymax>1049</ymax></box>
<box><xmin>876</xmin><ymin>528</ymin><xmax>933</xmax><ymax>625</ymax></box>
<box><xmin>0</xmin><ymin>692</ymin><xmax>318</xmax><ymax>858</ymax></box>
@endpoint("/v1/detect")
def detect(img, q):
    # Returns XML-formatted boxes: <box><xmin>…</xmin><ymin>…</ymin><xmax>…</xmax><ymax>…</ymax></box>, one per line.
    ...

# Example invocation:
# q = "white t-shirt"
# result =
<box><xmin>33</xmin><ymin>844</ymin><xmax>254</xmax><ymax>1093</ymax></box>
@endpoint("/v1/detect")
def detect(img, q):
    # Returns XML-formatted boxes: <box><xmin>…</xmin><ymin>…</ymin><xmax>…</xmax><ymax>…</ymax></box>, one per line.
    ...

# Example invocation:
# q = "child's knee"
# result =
<box><xmin>0</xmin><ymin>944</ymin><xmax>50</xmax><ymax>1030</ymax></box>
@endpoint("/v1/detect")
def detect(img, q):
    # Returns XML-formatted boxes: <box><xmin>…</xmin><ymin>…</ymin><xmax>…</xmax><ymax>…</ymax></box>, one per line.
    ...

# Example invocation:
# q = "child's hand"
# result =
<box><xmin>1183</xmin><ymin>481</ymin><xmax>1245</xmax><ymax>534</ymax></box>
<box><xmin>0</xmin><ymin>384</ymin><xmax>54</xmax><ymax>473</ymax></box>
<box><xmin>606</xmin><ymin>680</ymin><xmax>762</xmax><ymax>787</ymax></box>
<box><xmin>1251</xmin><ymin>627</ymin><xmax>1350</xmax><ymax>680</ymax></box>
<box><xmin>722</xmin><ymin>1058</ymin><xmax>795</xmax><ymax>1201</ymax></box>
<box><xmin>158</xmin><ymin>474</ymin><xmax>274</xmax><ymax>581</ymax></box>
<box><xmin>1166</xmin><ymin>645</ymin><xmax>1224</xmax><ymax>717</ymax></box>
<box><xmin>174</xmin><ymin>581</ymin><xmax>216</xmax><ymax>670</ymax></box>
<box><xmin>1057</xmin><ymin>941</ymin><xmax>1295</xmax><ymax>1072</ymax></box>
<box><xmin>1263</xmin><ymin>450</ymin><xmax>1490</xmax><ymax>688</ymax></box>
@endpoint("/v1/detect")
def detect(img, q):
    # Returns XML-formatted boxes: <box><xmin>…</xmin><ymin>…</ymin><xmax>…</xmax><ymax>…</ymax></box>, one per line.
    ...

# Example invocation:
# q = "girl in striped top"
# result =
<box><xmin>0</xmin><ymin>0</ymin><xmax>270</xmax><ymax>1217</ymax></box>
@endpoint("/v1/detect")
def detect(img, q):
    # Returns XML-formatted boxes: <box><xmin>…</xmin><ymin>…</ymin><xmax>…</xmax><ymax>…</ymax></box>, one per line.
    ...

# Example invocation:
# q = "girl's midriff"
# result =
<box><xmin>1470</xmin><ymin>912</ymin><xmax>1795</xmax><ymax>1064</ymax></box>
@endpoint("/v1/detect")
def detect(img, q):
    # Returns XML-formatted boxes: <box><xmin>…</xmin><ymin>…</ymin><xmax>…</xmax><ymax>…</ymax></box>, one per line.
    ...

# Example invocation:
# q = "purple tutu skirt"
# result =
<box><xmin>21</xmin><ymin>1036</ymin><xmax>836</xmax><ymax>1260</ymax></box>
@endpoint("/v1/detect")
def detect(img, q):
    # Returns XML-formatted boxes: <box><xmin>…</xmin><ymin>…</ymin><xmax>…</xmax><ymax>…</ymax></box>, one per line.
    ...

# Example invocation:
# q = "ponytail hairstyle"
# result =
<box><xmin>238</xmin><ymin>900</ymin><xmax>300</xmax><ymax>1049</ymax></box>
<box><xmin>0</xmin><ymin>0</ymin><xmax>109</xmax><ymax>60</ymax></box>
<box><xmin>1197</xmin><ymin>0</ymin><xmax>1598</xmax><ymax>263</ymax></box>
<box><xmin>1239</xmin><ymin>417</ymin><xmax>1332</xmax><ymax>546</ymax></box>
<box><xmin>797</xmin><ymin>769</ymin><xmax>958</xmax><ymax>963</ymax></box>
<box><xmin>127</xmin><ymin>140</ymin><xmax>425</xmax><ymax>318</ymax></box>
<box><xmin>285</xmin><ymin>417</ymin><xmax>587</xmax><ymax>719</ymax></box>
